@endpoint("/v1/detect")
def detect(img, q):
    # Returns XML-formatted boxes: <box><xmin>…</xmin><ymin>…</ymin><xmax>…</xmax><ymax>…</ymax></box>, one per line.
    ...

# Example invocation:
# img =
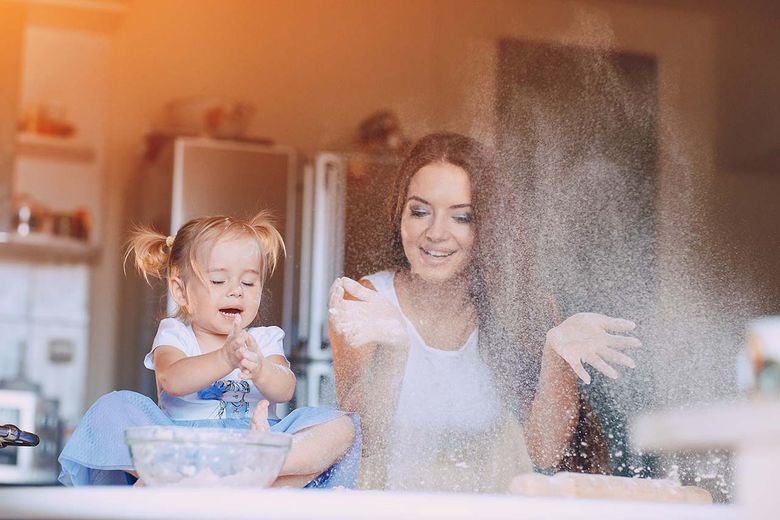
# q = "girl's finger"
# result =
<box><xmin>231</xmin><ymin>314</ymin><xmax>243</xmax><ymax>336</ymax></box>
<box><xmin>245</xmin><ymin>332</ymin><xmax>259</xmax><ymax>353</ymax></box>
<box><xmin>584</xmin><ymin>353</ymin><xmax>618</xmax><ymax>379</ymax></box>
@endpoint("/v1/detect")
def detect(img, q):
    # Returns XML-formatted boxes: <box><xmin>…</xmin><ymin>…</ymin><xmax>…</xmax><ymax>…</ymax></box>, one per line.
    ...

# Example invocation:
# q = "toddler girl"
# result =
<box><xmin>59</xmin><ymin>212</ymin><xmax>359</xmax><ymax>488</ymax></box>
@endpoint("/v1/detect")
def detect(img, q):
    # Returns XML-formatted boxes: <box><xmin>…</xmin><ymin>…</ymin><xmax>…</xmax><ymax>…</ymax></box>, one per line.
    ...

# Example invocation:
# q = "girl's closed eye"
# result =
<box><xmin>211</xmin><ymin>279</ymin><xmax>226</xmax><ymax>285</ymax></box>
<box><xmin>241</xmin><ymin>280</ymin><xmax>256</xmax><ymax>287</ymax></box>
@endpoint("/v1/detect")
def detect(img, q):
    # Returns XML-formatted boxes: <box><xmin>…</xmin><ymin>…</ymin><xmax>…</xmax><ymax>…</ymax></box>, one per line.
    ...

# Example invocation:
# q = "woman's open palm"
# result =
<box><xmin>328</xmin><ymin>277</ymin><xmax>410</xmax><ymax>350</ymax></box>
<box><xmin>546</xmin><ymin>312</ymin><xmax>641</xmax><ymax>384</ymax></box>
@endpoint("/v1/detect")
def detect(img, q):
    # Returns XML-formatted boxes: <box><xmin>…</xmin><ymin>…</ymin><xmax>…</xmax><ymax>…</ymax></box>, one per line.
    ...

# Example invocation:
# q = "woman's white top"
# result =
<box><xmin>144</xmin><ymin>318</ymin><xmax>286</xmax><ymax>421</ymax></box>
<box><xmin>363</xmin><ymin>271</ymin><xmax>531</xmax><ymax>492</ymax></box>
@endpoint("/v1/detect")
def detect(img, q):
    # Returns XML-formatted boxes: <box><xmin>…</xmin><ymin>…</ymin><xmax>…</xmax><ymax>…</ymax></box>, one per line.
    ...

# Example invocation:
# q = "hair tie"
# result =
<box><xmin>165</xmin><ymin>235</ymin><xmax>175</xmax><ymax>248</ymax></box>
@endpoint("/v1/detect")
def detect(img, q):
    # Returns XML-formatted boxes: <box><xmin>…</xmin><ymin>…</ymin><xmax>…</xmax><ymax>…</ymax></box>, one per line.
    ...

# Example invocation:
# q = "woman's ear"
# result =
<box><xmin>170</xmin><ymin>276</ymin><xmax>188</xmax><ymax>309</ymax></box>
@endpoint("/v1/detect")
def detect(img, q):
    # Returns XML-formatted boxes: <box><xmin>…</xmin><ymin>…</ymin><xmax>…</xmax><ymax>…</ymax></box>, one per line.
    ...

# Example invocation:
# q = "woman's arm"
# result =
<box><xmin>329</xmin><ymin>278</ymin><xmax>410</xmax><ymax>453</ymax></box>
<box><xmin>525</xmin><ymin>310</ymin><xmax>641</xmax><ymax>469</ymax></box>
<box><xmin>523</xmin><ymin>340</ymin><xmax>580</xmax><ymax>469</ymax></box>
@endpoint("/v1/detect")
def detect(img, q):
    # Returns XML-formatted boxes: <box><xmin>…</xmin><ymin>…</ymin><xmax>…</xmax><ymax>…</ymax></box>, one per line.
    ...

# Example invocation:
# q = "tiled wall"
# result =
<box><xmin>0</xmin><ymin>259</ymin><xmax>89</xmax><ymax>427</ymax></box>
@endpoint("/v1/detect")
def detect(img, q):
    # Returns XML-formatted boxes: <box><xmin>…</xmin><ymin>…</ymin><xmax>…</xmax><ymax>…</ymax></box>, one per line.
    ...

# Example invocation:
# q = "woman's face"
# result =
<box><xmin>401</xmin><ymin>161</ymin><xmax>475</xmax><ymax>283</ymax></box>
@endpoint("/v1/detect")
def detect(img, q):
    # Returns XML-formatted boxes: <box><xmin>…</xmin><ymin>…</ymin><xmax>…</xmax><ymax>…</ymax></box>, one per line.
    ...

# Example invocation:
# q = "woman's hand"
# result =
<box><xmin>328</xmin><ymin>277</ymin><xmax>410</xmax><ymax>350</ymax></box>
<box><xmin>545</xmin><ymin>312</ymin><xmax>641</xmax><ymax>384</ymax></box>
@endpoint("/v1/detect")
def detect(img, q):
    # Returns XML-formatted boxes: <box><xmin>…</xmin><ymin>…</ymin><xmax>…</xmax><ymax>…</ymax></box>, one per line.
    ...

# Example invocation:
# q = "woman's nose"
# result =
<box><xmin>425</xmin><ymin>215</ymin><xmax>449</xmax><ymax>241</ymax></box>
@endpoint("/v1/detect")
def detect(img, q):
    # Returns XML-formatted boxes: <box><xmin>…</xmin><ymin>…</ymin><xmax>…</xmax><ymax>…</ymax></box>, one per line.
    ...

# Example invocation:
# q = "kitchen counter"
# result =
<box><xmin>0</xmin><ymin>487</ymin><xmax>736</xmax><ymax>520</ymax></box>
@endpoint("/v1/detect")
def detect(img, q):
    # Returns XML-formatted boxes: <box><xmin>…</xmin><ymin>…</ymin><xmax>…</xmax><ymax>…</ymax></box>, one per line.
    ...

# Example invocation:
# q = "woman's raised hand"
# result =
<box><xmin>328</xmin><ymin>277</ymin><xmax>410</xmax><ymax>350</ymax></box>
<box><xmin>545</xmin><ymin>312</ymin><xmax>641</xmax><ymax>384</ymax></box>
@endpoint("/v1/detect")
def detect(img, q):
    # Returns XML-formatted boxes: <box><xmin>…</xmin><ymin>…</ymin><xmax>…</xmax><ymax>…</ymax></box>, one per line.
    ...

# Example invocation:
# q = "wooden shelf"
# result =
<box><xmin>0</xmin><ymin>232</ymin><xmax>98</xmax><ymax>263</ymax></box>
<box><xmin>15</xmin><ymin>133</ymin><xmax>96</xmax><ymax>163</ymax></box>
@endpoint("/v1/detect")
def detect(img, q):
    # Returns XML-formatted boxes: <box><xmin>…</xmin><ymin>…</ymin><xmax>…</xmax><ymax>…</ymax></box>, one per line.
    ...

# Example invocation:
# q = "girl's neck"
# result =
<box><xmin>190</xmin><ymin>323</ymin><xmax>227</xmax><ymax>353</ymax></box>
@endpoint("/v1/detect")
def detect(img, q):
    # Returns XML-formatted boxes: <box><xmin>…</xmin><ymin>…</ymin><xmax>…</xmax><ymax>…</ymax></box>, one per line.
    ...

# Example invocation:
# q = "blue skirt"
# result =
<box><xmin>58</xmin><ymin>390</ymin><xmax>360</xmax><ymax>488</ymax></box>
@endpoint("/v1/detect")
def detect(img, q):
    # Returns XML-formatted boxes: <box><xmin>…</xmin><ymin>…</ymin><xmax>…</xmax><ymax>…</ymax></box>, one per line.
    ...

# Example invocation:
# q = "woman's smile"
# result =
<box><xmin>401</xmin><ymin>162</ymin><xmax>475</xmax><ymax>283</ymax></box>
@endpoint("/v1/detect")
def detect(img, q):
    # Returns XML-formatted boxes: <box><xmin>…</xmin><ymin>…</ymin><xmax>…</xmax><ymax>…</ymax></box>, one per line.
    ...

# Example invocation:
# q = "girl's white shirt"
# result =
<box><xmin>364</xmin><ymin>271</ymin><xmax>509</xmax><ymax>491</ymax></box>
<box><xmin>144</xmin><ymin>317</ymin><xmax>286</xmax><ymax>421</ymax></box>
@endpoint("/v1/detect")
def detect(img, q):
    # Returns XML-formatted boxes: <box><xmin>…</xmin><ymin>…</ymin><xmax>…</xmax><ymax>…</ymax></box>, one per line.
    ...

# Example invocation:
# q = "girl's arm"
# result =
<box><xmin>153</xmin><ymin>346</ymin><xmax>235</xmax><ymax>396</ymax></box>
<box><xmin>252</xmin><ymin>354</ymin><xmax>296</xmax><ymax>403</ymax></box>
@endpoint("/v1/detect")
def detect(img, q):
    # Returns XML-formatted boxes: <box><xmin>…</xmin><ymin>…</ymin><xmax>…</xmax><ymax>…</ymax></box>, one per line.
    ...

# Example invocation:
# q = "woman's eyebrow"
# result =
<box><xmin>406</xmin><ymin>196</ymin><xmax>473</xmax><ymax>209</ymax></box>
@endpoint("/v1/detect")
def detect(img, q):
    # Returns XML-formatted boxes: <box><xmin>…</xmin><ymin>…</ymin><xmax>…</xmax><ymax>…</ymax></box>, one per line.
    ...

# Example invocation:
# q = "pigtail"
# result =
<box><xmin>248</xmin><ymin>210</ymin><xmax>286</xmax><ymax>283</ymax></box>
<box><xmin>124</xmin><ymin>225</ymin><xmax>171</xmax><ymax>284</ymax></box>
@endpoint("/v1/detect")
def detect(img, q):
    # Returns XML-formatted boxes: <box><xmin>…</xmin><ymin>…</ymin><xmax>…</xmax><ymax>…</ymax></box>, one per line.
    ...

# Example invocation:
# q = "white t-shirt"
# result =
<box><xmin>364</xmin><ymin>271</ymin><xmax>527</xmax><ymax>492</ymax></box>
<box><xmin>144</xmin><ymin>318</ymin><xmax>286</xmax><ymax>421</ymax></box>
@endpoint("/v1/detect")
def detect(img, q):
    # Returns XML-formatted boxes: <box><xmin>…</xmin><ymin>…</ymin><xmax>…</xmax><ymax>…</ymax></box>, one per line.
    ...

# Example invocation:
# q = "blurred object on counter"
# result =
<box><xmin>11</xmin><ymin>194</ymin><xmax>90</xmax><ymax>241</ymax></box>
<box><xmin>356</xmin><ymin>109</ymin><xmax>410</xmax><ymax>153</ymax></box>
<box><xmin>143</xmin><ymin>131</ymin><xmax>272</xmax><ymax>162</ymax></box>
<box><xmin>156</xmin><ymin>97</ymin><xmax>256</xmax><ymax>139</ymax></box>
<box><xmin>739</xmin><ymin>316</ymin><xmax>780</xmax><ymax>398</ymax></box>
<box><xmin>347</xmin><ymin>110</ymin><xmax>409</xmax><ymax>181</ymax></box>
<box><xmin>509</xmin><ymin>472</ymin><xmax>712</xmax><ymax>504</ymax></box>
<box><xmin>17</xmin><ymin>101</ymin><xmax>76</xmax><ymax>138</ymax></box>
<box><xmin>0</xmin><ymin>341</ymin><xmax>62</xmax><ymax>484</ymax></box>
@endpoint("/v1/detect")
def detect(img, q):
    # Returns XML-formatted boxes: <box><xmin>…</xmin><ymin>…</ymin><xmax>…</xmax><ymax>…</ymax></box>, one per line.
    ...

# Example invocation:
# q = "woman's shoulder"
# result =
<box><xmin>361</xmin><ymin>270</ymin><xmax>394</xmax><ymax>292</ymax></box>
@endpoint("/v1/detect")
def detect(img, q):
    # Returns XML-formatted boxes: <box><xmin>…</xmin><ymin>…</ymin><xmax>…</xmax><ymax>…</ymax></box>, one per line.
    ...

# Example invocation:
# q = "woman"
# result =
<box><xmin>328</xmin><ymin>133</ymin><xmax>640</xmax><ymax>492</ymax></box>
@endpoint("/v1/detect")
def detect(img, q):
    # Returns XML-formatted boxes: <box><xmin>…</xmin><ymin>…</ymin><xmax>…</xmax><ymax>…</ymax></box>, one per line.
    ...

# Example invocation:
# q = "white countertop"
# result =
<box><xmin>0</xmin><ymin>487</ymin><xmax>737</xmax><ymax>520</ymax></box>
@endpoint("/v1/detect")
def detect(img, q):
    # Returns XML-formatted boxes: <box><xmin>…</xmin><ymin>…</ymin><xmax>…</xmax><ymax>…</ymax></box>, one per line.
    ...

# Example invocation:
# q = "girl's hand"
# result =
<box><xmin>221</xmin><ymin>315</ymin><xmax>248</xmax><ymax>370</ymax></box>
<box><xmin>251</xmin><ymin>400</ymin><xmax>270</xmax><ymax>432</ymax></box>
<box><xmin>238</xmin><ymin>331</ymin><xmax>264</xmax><ymax>380</ymax></box>
<box><xmin>545</xmin><ymin>312</ymin><xmax>641</xmax><ymax>384</ymax></box>
<box><xmin>328</xmin><ymin>277</ymin><xmax>410</xmax><ymax>350</ymax></box>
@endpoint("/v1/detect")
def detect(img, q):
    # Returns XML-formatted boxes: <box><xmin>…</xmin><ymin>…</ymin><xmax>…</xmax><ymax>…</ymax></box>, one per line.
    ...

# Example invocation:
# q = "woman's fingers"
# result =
<box><xmin>328</xmin><ymin>278</ymin><xmax>345</xmax><ymax>310</ymax></box>
<box><xmin>567</xmin><ymin>358</ymin><xmax>592</xmax><ymax>385</ymax></box>
<box><xmin>584</xmin><ymin>353</ymin><xmax>619</xmax><ymax>379</ymax></box>
<box><xmin>605</xmin><ymin>333</ymin><xmax>642</xmax><ymax>349</ymax></box>
<box><xmin>339</xmin><ymin>276</ymin><xmax>380</xmax><ymax>302</ymax></box>
<box><xmin>598</xmin><ymin>315</ymin><xmax>636</xmax><ymax>332</ymax></box>
<box><xmin>597</xmin><ymin>346</ymin><xmax>636</xmax><ymax>369</ymax></box>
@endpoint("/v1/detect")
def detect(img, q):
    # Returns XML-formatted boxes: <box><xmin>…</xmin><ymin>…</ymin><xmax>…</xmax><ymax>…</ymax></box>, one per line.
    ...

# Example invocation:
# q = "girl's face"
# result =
<box><xmin>401</xmin><ymin>161</ymin><xmax>475</xmax><ymax>283</ymax></box>
<box><xmin>173</xmin><ymin>236</ymin><xmax>263</xmax><ymax>337</ymax></box>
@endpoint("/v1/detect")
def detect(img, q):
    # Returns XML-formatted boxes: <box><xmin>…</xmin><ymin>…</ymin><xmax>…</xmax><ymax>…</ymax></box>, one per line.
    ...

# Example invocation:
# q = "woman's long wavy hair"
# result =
<box><xmin>387</xmin><ymin>132</ymin><xmax>555</xmax><ymax>414</ymax></box>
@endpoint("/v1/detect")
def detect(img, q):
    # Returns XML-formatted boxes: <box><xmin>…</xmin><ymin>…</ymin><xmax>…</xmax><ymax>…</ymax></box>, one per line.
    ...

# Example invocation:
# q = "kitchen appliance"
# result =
<box><xmin>293</xmin><ymin>151</ymin><xmax>402</xmax><ymax>408</ymax></box>
<box><xmin>121</xmin><ymin>139</ymin><xmax>402</xmax><ymax>412</ymax></box>
<box><xmin>120</xmin><ymin>137</ymin><xmax>299</xmax><ymax>398</ymax></box>
<box><xmin>0</xmin><ymin>388</ymin><xmax>60</xmax><ymax>484</ymax></box>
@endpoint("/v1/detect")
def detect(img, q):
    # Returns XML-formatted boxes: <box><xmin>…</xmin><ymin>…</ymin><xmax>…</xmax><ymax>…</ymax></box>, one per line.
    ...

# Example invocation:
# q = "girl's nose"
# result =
<box><xmin>228</xmin><ymin>283</ymin><xmax>243</xmax><ymax>297</ymax></box>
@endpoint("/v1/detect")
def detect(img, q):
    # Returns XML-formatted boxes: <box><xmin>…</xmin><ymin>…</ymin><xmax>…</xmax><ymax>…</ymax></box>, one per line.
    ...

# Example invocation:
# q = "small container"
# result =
<box><xmin>741</xmin><ymin>316</ymin><xmax>780</xmax><ymax>398</ymax></box>
<box><xmin>125</xmin><ymin>426</ymin><xmax>291</xmax><ymax>487</ymax></box>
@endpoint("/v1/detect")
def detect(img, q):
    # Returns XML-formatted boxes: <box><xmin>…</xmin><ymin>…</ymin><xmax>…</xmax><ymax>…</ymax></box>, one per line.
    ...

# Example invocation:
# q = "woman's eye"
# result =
<box><xmin>210</xmin><ymin>280</ymin><xmax>226</xmax><ymax>285</ymax></box>
<box><xmin>409</xmin><ymin>207</ymin><xmax>429</xmax><ymax>218</ymax></box>
<box><xmin>453</xmin><ymin>213</ymin><xmax>474</xmax><ymax>224</ymax></box>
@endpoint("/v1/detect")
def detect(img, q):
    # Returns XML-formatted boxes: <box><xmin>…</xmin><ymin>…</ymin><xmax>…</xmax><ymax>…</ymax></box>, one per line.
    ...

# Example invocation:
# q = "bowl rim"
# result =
<box><xmin>124</xmin><ymin>426</ymin><xmax>292</xmax><ymax>448</ymax></box>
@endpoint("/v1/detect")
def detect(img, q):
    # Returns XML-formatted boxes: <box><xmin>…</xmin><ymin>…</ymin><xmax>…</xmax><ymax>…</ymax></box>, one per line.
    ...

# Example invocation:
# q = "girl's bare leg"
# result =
<box><xmin>251</xmin><ymin>400</ymin><xmax>271</xmax><ymax>432</ymax></box>
<box><xmin>272</xmin><ymin>415</ymin><xmax>355</xmax><ymax>488</ymax></box>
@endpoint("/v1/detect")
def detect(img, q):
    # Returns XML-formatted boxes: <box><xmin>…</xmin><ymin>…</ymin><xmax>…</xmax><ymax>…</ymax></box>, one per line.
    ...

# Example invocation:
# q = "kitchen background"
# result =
<box><xmin>0</xmin><ymin>0</ymin><xmax>778</xmax><ymax>487</ymax></box>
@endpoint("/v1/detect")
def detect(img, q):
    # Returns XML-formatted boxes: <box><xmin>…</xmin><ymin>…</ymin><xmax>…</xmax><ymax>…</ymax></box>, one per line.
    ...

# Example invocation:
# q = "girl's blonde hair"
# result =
<box><xmin>124</xmin><ymin>211</ymin><xmax>285</xmax><ymax>320</ymax></box>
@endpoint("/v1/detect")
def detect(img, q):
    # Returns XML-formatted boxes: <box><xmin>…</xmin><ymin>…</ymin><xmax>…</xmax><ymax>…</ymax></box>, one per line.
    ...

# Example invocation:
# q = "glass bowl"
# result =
<box><xmin>125</xmin><ymin>426</ymin><xmax>292</xmax><ymax>487</ymax></box>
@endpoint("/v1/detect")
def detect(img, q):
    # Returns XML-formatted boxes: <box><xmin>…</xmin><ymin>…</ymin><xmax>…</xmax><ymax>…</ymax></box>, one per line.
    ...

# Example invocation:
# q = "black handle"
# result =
<box><xmin>0</xmin><ymin>424</ymin><xmax>40</xmax><ymax>448</ymax></box>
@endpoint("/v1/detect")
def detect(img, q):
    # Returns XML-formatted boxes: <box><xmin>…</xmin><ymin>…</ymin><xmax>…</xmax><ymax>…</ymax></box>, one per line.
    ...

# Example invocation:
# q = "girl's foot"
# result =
<box><xmin>251</xmin><ymin>400</ymin><xmax>270</xmax><ymax>432</ymax></box>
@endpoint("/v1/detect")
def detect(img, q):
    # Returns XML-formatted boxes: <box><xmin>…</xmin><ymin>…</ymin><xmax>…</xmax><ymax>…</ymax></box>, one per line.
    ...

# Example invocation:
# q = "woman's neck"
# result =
<box><xmin>397</xmin><ymin>270</ymin><xmax>473</xmax><ymax>315</ymax></box>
